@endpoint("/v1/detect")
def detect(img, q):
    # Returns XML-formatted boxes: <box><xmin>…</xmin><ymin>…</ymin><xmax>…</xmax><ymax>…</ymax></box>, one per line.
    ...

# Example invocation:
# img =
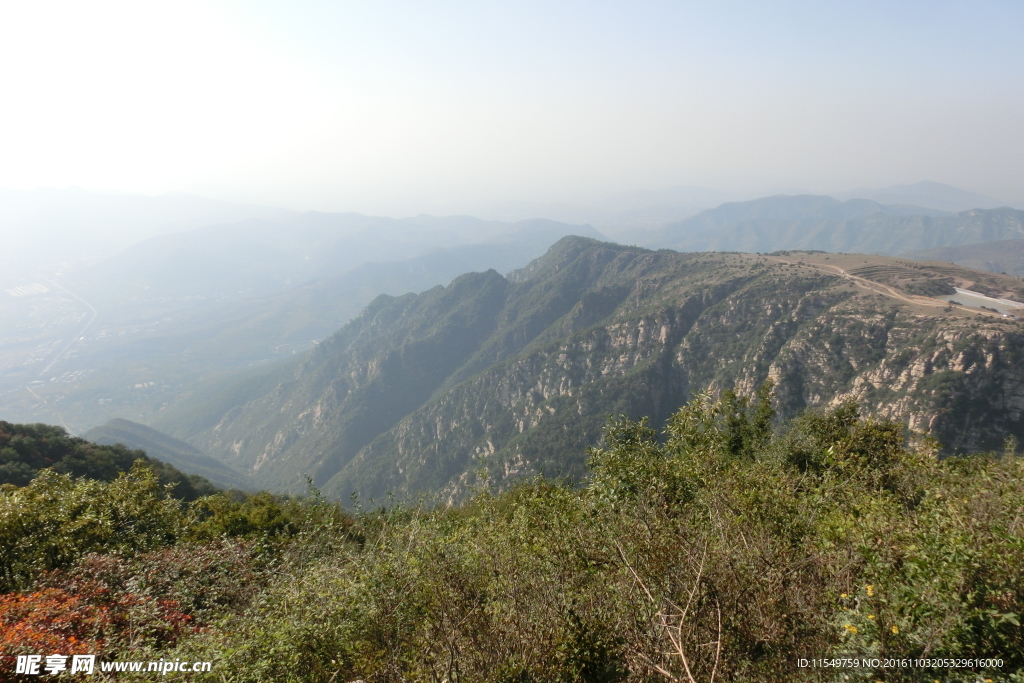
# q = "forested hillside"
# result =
<box><xmin>153</xmin><ymin>237</ymin><xmax>1024</xmax><ymax>502</ymax></box>
<box><xmin>0</xmin><ymin>421</ymin><xmax>218</xmax><ymax>500</ymax></box>
<box><xmin>2</xmin><ymin>398</ymin><xmax>1021</xmax><ymax>681</ymax></box>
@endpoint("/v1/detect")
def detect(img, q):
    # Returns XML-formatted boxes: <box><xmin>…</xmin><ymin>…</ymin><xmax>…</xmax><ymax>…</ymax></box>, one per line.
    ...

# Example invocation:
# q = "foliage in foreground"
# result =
<box><xmin>2</xmin><ymin>392</ymin><xmax>1023</xmax><ymax>682</ymax></box>
<box><xmin>172</xmin><ymin>392</ymin><xmax>1021</xmax><ymax>681</ymax></box>
<box><xmin>0</xmin><ymin>462</ymin><xmax>320</xmax><ymax>594</ymax></box>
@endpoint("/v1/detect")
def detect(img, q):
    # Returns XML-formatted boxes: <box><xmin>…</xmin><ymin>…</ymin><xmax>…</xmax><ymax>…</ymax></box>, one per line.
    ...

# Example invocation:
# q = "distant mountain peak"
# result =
<box><xmin>836</xmin><ymin>181</ymin><xmax>1005</xmax><ymax>213</ymax></box>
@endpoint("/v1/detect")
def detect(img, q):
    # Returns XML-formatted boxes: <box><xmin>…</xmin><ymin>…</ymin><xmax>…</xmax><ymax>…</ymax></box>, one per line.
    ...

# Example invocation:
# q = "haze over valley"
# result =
<box><xmin>3</xmin><ymin>181</ymin><xmax>1024</xmax><ymax>496</ymax></box>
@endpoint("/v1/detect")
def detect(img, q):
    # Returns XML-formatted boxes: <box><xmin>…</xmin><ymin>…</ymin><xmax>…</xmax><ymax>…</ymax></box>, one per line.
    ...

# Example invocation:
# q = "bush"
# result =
<box><xmin>0</xmin><ymin>586</ymin><xmax>192</xmax><ymax>659</ymax></box>
<box><xmin>3</xmin><ymin>395</ymin><xmax>1022</xmax><ymax>682</ymax></box>
<box><xmin>0</xmin><ymin>463</ymin><xmax>182</xmax><ymax>592</ymax></box>
<box><xmin>184</xmin><ymin>491</ymin><xmax>300</xmax><ymax>541</ymax></box>
<box><xmin>162</xmin><ymin>391</ymin><xmax>1021</xmax><ymax>682</ymax></box>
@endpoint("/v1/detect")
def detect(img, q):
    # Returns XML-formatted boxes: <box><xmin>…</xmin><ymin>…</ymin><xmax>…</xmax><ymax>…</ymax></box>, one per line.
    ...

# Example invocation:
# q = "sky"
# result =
<box><xmin>0</xmin><ymin>0</ymin><xmax>1022</xmax><ymax>215</ymax></box>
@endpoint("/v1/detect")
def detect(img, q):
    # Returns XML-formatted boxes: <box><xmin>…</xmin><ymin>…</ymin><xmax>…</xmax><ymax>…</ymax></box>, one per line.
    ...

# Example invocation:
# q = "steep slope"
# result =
<box><xmin>647</xmin><ymin>196</ymin><xmax>1024</xmax><ymax>255</ymax></box>
<box><xmin>167</xmin><ymin>269</ymin><xmax>514</xmax><ymax>489</ymax></box>
<box><xmin>83</xmin><ymin>418</ymin><xmax>251</xmax><ymax>490</ymax></box>
<box><xmin>159</xmin><ymin>238</ymin><xmax>1024</xmax><ymax>501</ymax></box>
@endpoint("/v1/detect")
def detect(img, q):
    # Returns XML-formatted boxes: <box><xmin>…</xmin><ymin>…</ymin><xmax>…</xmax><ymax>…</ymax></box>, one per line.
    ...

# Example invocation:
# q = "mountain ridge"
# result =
<box><xmin>151</xmin><ymin>238</ymin><xmax>1024</xmax><ymax>502</ymax></box>
<box><xmin>645</xmin><ymin>196</ymin><xmax>1024</xmax><ymax>255</ymax></box>
<box><xmin>903</xmin><ymin>239</ymin><xmax>1024</xmax><ymax>277</ymax></box>
<box><xmin>83</xmin><ymin>418</ymin><xmax>252</xmax><ymax>490</ymax></box>
<box><xmin>835</xmin><ymin>180</ymin><xmax>1008</xmax><ymax>212</ymax></box>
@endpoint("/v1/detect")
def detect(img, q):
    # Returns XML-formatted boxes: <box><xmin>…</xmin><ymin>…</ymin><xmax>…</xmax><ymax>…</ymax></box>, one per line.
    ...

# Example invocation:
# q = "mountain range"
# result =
<box><xmin>6</xmin><ymin>184</ymin><xmax>1024</xmax><ymax>485</ymax></box>
<box><xmin>835</xmin><ymin>180</ymin><xmax>1009</xmax><ymax>213</ymax></box>
<box><xmin>0</xmin><ymin>187</ymin><xmax>291</xmax><ymax>272</ymax></box>
<box><xmin>150</xmin><ymin>237</ymin><xmax>1024</xmax><ymax>503</ymax></box>
<box><xmin>642</xmin><ymin>195</ymin><xmax>1024</xmax><ymax>255</ymax></box>
<box><xmin>66</xmin><ymin>214</ymin><xmax>604</xmax><ymax>301</ymax></box>
<box><xmin>904</xmin><ymin>239</ymin><xmax>1024</xmax><ymax>278</ymax></box>
<box><xmin>3</xmin><ymin>181</ymin><xmax>1013</xmax><ymax>276</ymax></box>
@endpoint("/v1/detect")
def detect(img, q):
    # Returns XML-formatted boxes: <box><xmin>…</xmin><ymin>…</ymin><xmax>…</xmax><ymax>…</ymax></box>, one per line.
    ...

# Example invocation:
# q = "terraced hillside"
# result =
<box><xmin>154</xmin><ymin>238</ymin><xmax>1024</xmax><ymax>502</ymax></box>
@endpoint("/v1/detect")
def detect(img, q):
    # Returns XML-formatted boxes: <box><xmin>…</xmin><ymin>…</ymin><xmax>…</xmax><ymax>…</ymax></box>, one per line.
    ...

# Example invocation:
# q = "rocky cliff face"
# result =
<box><xmin>162</xmin><ymin>238</ymin><xmax>1024</xmax><ymax>500</ymax></box>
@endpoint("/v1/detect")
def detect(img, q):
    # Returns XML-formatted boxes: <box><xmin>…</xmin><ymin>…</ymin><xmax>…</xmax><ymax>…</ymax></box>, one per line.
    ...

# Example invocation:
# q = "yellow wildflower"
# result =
<box><xmin>844</xmin><ymin>624</ymin><xmax>858</xmax><ymax>634</ymax></box>
<box><xmin>841</xmin><ymin>593</ymin><xmax>848</xmax><ymax>599</ymax></box>
<box><xmin>868</xmin><ymin>614</ymin><xmax>875</xmax><ymax>619</ymax></box>
<box><xmin>866</xmin><ymin>584</ymin><xmax>874</xmax><ymax>596</ymax></box>
<box><xmin>891</xmin><ymin>625</ymin><xmax>899</xmax><ymax>634</ymax></box>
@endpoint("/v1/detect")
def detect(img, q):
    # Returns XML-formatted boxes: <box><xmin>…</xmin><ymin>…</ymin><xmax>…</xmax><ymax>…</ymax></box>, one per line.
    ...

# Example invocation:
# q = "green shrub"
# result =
<box><xmin>165</xmin><ymin>392</ymin><xmax>1021</xmax><ymax>682</ymax></box>
<box><xmin>0</xmin><ymin>463</ymin><xmax>182</xmax><ymax>592</ymax></box>
<box><xmin>185</xmin><ymin>491</ymin><xmax>300</xmax><ymax>540</ymax></box>
<box><xmin>7</xmin><ymin>394</ymin><xmax>1023</xmax><ymax>682</ymax></box>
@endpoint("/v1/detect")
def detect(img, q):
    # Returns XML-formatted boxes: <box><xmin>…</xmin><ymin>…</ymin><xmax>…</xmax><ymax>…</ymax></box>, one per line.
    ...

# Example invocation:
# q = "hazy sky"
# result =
<box><xmin>1</xmin><ymin>0</ymin><xmax>1022</xmax><ymax>214</ymax></box>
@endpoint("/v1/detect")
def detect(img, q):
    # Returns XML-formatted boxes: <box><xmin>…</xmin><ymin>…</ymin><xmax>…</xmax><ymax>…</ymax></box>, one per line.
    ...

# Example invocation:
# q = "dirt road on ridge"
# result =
<box><xmin>763</xmin><ymin>256</ymin><xmax>1005</xmax><ymax>318</ymax></box>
